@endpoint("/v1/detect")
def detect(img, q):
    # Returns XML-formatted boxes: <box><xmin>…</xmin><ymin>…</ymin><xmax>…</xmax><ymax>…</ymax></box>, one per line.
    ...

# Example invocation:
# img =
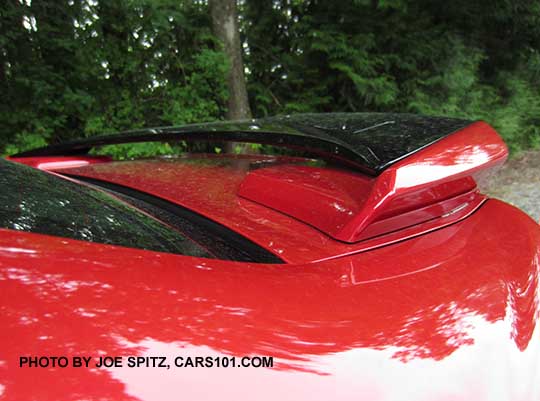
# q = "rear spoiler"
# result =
<box><xmin>12</xmin><ymin>113</ymin><xmax>475</xmax><ymax>175</ymax></box>
<box><xmin>10</xmin><ymin>113</ymin><xmax>508</xmax><ymax>243</ymax></box>
<box><xmin>239</xmin><ymin>121</ymin><xmax>507</xmax><ymax>242</ymax></box>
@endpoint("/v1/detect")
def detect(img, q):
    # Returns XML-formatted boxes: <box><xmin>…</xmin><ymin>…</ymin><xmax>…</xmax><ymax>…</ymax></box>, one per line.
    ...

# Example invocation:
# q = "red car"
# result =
<box><xmin>1</xmin><ymin>113</ymin><xmax>539</xmax><ymax>401</ymax></box>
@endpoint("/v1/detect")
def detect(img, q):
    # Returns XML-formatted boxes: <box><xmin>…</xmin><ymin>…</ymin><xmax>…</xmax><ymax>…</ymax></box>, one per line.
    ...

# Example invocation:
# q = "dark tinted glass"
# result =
<box><xmin>0</xmin><ymin>159</ymin><xmax>211</xmax><ymax>258</ymax></box>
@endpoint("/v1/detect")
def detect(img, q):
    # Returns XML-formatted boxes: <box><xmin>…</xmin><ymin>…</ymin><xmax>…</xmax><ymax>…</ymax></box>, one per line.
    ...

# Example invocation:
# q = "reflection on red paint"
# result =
<box><xmin>8</xmin><ymin>155</ymin><xmax>112</xmax><ymax>170</ymax></box>
<box><xmin>0</xmin><ymin>200</ymin><xmax>539</xmax><ymax>400</ymax></box>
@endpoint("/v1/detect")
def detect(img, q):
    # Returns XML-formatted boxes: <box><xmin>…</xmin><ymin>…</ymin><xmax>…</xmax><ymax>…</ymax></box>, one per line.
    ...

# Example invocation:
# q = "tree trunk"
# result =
<box><xmin>209</xmin><ymin>0</ymin><xmax>252</xmax><ymax>121</ymax></box>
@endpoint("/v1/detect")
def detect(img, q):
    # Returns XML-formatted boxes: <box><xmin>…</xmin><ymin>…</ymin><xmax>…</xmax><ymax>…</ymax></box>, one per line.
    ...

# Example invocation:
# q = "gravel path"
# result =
<box><xmin>485</xmin><ymin>150</ymin><xmax>540</xmax><ymax>222</ymax></box>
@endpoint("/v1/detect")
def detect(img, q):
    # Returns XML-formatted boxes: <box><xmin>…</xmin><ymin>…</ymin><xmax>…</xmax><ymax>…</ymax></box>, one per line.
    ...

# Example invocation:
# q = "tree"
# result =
<box><xmin>208</xmin><ymin>0</ymin><xmax>252</xmax><ymax>120</ymax></box>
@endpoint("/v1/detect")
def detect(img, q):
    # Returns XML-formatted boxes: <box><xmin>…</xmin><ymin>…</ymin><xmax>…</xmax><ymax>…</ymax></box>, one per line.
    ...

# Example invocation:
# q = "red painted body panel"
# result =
<box><xmin>238</xmin><ymin>164</ymin><xmax>375</xmax><ymax>235</ymax></box>
<box><xmin>21</xmin><ymin>136</ymin><xmax>499</xmax><ymax>263</ymax></box>
<box><xmin>239</xmin><ymin>122</ymin><xmax>506</xmax><ymax>242</ymax></box>
<box><xmin>48</xmin><ymin>156</ymin><xmax>398</xmax><ymax>263</ymax></box>
<box><xmin>0</xmin><ymin>200</ymin><xmax>539</xmax><ymax>400</ymax></box>
<box><xmin>343</xmin><ymin>121</ymin><xmax>507</xmax><ymax>241</ymax></box>
<box><xmin>56</xmin><ymin>156</ymin><xmax>352</xmax><ymax>263</ymax></box>
<box><xmin>7</xmin><ymin>155</ymin><xmax>111</xmax><ymax>170</ymax></box>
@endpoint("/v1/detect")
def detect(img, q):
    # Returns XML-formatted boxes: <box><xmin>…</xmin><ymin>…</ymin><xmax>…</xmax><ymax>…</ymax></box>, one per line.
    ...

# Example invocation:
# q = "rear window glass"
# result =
<box><xmin>0</xmin><ymin>159</ymin><xmax>281</xmax><ymax>263</ymax></box>
<box><xmin>0</xmin><ymin>159</ymin><xmax>213</xmax><ymax>257</ymax></box>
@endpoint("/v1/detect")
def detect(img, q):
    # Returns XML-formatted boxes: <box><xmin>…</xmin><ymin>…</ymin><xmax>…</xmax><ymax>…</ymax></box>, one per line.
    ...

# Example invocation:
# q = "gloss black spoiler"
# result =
<box><xmin>12</xmin><ymin>113</ymin><xmax>473</xmax><ymax>175</ymax></box>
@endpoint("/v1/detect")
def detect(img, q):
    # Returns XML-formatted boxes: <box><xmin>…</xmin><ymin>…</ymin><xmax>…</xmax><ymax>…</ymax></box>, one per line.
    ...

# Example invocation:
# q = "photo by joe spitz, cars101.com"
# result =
<box><xmin>1</xmin><ymin>113</ymin><xmax>539</xmax><ymax>401</ymax></box>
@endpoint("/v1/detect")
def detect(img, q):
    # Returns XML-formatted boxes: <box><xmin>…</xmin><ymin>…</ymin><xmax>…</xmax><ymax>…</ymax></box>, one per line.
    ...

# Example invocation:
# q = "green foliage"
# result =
<box><xmin>490</xmin><ymin>74</ymin><xmax>540</xmax><ymax>152</ymax></box>
<box><xmin>404</xmin><ymin>37</ymin><xmax>540</xmax><ymax>152</ymax></box>
<box><xmin>96</xmin><ymin>142</ymin><xmax>175</xmax><ymax>160</ymax></box>
<box><xmin>4</xmin><ymin>132</ymin><xmax>49</xmax><ymax>155</ymax></box>
<box><xmin>160</xmin><ymin>49</ymin><xmax>229</xmax><ymax>125</ymax></box>
<box><xmin>0</xmin><ymin>0</ymin><xmax>227</xmax><ymax>158</ymax></box>
<box><xmin>243</xmin><ymin>0</ymin><xmax>540</xmax><ymax>154</ymax></box>
<box><xmin>1</xmin><ymin>0</ymin><xmax>540</xmax><ymax>156</ymax></box>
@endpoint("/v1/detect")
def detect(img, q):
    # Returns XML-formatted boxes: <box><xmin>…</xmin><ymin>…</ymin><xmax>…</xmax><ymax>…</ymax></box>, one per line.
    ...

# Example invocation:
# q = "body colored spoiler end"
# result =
<box><xmin>239</xmin><ymin>121</ymin><xmax>507</xmax><ymax>243</ymax></box>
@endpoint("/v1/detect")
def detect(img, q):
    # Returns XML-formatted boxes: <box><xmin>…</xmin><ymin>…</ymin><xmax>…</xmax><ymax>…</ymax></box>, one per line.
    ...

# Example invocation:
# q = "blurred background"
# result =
<box><xmin>1</xmin><ymin>0</ymin><xmax>539</xmax><ymax>218</ymax></box>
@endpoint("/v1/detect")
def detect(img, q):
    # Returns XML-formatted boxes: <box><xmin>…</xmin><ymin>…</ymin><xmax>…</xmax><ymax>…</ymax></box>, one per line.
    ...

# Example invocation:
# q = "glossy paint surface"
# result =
<box><xmin>49</xmin><ymin>156</ymin><xmax>486</xmax><ymax>264</ymax></box>
<box><xmin>334</xmin><ymin>121</ymin><xmax>507</xmax><ymax>241</ymax></box>
<box><xmin>7</xmin><ymin>155</ymin><xmax>111</xmax><ymax>170</ymax></box>
<box><xmin>53</xmin><ymin>156</ymin><xmax>377</xmax><ymax>263</ymax></box>
<box><xmin>238</xmin><ymin>164</ymin><xmax>375</xmax><ymax>235</ymax></box>
<box><xmin>6</xmin><ymin>157</ymin><xmax>495</xmax><ymax>263</ymax></box>
<box><xmin>0</xmin><ymin>200</ymin><xmax>539</xmax><ymax>400</ymax></box>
